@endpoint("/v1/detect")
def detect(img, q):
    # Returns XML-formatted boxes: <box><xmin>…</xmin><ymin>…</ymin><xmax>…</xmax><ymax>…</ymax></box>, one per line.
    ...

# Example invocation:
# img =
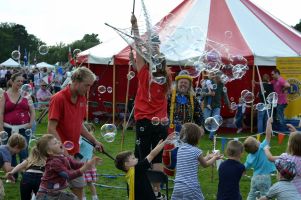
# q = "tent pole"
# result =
<box><xmin>86</xmin><ymin>62</ymin><xmax>90</xmax><ymax>121</ymax></box>
<box><xmin>120</xmin><ymin>60</ymin><xmax>132</xmax><ymax>151</ymax></box>
<box><xmin>112</xmin><ymin>56</ymin><xmax>116</xmax><ymax>124</ymax></box>
<box><xmin>250</xmin><ymin>65</ymin><xmax>255</xmax><ymax>133</ymax></box>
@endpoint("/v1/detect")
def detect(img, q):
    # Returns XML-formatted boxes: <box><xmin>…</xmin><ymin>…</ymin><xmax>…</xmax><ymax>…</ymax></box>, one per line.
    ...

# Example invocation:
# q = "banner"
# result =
<box><xmin>276</xmin><ymin>57</ymin><xmax>301</xmax><ymax>118</ymax></box>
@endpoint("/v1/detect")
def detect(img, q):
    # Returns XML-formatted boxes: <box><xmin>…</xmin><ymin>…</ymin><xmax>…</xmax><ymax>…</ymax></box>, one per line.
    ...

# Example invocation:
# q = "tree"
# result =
<box><xmin>293</xmin><ymin>20</ymin><xmax>301</xmax><ymax>32</ymax></box>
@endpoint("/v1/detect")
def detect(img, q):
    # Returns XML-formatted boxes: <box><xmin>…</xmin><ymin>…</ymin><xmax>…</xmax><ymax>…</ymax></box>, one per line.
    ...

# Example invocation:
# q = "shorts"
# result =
<box><xmin>69</xmin><ymin>175</ymin><xmax>86</xmax><ymax>189</ymax></box>
<box><xmin>84</xmin><ymin>168</ymin><xmax>97</xmax><ymax>183</ymax></box>
<box><xmin>135</xmin><ymin>118</ymin><xmax>167</xmax><ymax>163</ymax></box>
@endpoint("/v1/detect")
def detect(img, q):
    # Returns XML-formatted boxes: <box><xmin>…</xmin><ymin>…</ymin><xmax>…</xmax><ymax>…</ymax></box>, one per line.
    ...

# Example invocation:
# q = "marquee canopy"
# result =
<box><xmin>78</xmin><ymin>0</ymin><xmax>301</xmax><ymax>66</ymax></box>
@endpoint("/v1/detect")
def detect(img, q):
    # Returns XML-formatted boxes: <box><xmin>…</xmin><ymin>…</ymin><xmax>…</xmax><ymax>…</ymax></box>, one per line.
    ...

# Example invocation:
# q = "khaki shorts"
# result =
<box><xmin>69</xmin><ymin>175</ymin><xmax>86</xmax><ymax>189</ymax></box>
<box><xmin>36</xmin><ymin>191</ymin><xmax>78</xmax><ymax>200</ymax></box>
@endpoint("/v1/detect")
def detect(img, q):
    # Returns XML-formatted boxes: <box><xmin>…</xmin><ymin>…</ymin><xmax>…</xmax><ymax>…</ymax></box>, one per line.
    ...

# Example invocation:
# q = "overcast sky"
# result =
<box><xmin>0</xmin><ymin>0</ymin><xmax>300</xmax><ymax>46</ymax></box>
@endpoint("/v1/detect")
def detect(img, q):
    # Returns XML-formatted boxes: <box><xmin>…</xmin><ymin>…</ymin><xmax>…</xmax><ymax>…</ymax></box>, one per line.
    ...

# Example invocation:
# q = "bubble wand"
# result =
<box><xmin>81</xmin><ymin>137</ymin><xmax>115</xmax><ymax>161</ymax></box>
<box><xmin>255</xmin><ymin>65</ymin><xmax>270</xmax><ymax>118</ymax></box>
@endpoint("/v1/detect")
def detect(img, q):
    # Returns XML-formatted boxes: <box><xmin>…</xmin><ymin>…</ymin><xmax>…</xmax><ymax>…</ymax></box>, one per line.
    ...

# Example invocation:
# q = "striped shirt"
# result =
<box><xmin>172</xmin><ymin>143</ymin><xmax>204</xmax><ymax>200</ymax></box>
<box><xmin>280</xmin><ymin>153</ymin><xmax>301</xmax><ymax>194</ymax></box>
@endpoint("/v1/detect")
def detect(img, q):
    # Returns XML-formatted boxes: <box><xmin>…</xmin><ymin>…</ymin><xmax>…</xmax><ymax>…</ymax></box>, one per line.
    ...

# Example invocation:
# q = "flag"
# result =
<box><xmin>278</xmin><ymin>133</ymin><xmax>285</xmax><ymax>144</ymax></box>
<box><xmin>24</xmin><ymin>48</ymin><xmax>28</xmax><ymax>66</ymax></box>
<box><xmin>221</xmin><ymin>137</ymin><xmax>227</xmax><ymax>152</ymax></box>
<box><xmin>68</xmin><ymin>47</ymin><xmax>75</xmax><ymax>66</ymax></box>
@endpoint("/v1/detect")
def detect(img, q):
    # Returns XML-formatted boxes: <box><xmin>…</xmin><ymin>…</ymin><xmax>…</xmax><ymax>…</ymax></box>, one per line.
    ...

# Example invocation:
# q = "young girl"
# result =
<box><xmin>265</xmin><ymin>121</ymin><xmax>301</xmax><ymax>194</ymax></box>
<box><xmin>34</xmin><ymin>134</ymin><xmax>101</xmax><ymax>200</ymax></box>
<box><xmin>171</xmin><ymin>123</ymin><xmax>221</xmax><ymax>200</ymax></box>
<box><xmin>6</xmin><ymin>136</ymin><xmax>47</xmax><ymax>200</ymax></box>
<box><xmin>80</xmin><ymin>123</ymin><xmax>99</xmax><ymax>200</ymax></box>
<box><xmin>235</xmin><ymin>97</ymin><xmax>247</xmax><ymax>133</ymax></box>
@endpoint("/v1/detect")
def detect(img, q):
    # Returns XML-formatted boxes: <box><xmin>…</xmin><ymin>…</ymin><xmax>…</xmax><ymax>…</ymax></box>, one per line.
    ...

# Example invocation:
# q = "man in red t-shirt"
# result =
<box><xmin>48</xmin><ymin>67</ymin><xmax>103</xmax><ymax>200</ymax></box>
<box><xmin>131</xmin><ymin>14</ymin><xmax>171</xmax><ymax>199</ymax></box>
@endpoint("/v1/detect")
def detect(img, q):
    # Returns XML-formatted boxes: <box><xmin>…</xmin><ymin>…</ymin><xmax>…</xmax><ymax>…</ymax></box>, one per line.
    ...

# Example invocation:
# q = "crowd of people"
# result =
<box><xmin>0</xmin><ymin>14</ymin><xmax>299</xmax><ymax>200</ymax></box>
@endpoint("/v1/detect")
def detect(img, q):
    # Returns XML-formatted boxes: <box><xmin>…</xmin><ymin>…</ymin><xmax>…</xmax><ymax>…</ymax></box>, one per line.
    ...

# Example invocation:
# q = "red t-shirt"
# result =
<box><xmin>48</xmin><ymin>86</ymin><xmax>86</xmax><ymax>155</ymax></box>
<box><xmin>134</xmin><ymin>65</ymin><xmax>168</xmax><ymax>120</ymax></box>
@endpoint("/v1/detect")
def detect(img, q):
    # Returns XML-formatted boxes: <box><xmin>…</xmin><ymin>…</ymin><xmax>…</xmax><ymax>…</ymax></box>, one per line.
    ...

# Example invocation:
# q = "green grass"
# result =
<box><xmin>2</xmin><ymin>117</ymin><xmax>288</xmax><ymax>200</ymax></box>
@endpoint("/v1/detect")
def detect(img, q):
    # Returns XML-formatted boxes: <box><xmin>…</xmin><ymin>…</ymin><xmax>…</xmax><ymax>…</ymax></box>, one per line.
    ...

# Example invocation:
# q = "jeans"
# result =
<box><xmin>235</xmin><ymin>112</ymin><xmax>243</xmax><ymax>129</ymax></box>
<box><xmin>203</xmin><ymin>107</ymin><xmax>221</xmax><ymax>139</ymax></box>
<box><xmin>20</xmin><ymin>172</ymin><xmax>43</xmax><ymax>200</ymax></box>
<box><xmin>275</xmin><ymin>104</ymin><xmax>287</xmax><ymax>132</ymax></box>
<box><xmin>247</xmin><ymin>175</ymin><xmax>271</xmax><ymax>200</ymax></box>
<box><xmin>257</xmin><ymin>110</ymin><xmax>270</xmax><ymax>134</ymax></box>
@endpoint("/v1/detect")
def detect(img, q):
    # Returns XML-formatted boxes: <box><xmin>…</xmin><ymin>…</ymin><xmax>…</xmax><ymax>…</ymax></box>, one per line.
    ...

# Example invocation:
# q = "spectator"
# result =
<box><xmin>270</xmin><ymin>69</ymin><xmax>290</xmax><ymax>131</ymax></box>
<box><xmin>36</xmin><ymin>80</ymin><xmax>52</xmax><ymax>108</ymax></box>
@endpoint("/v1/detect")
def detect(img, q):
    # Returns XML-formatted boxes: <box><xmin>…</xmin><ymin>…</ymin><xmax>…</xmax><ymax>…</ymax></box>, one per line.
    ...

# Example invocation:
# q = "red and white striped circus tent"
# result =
<box><xmin>78</xmin><ymin>0</ymin><xmax>301</xmax><ymax>121</ymax></box>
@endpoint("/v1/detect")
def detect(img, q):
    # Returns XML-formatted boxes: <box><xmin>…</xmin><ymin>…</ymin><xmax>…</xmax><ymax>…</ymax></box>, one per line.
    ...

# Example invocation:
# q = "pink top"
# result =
<box><xmin>3</xmin><ymin>92</ymin><xmax>30</xmax><ymax>125</ymax></box>
<box><xmin>271</xmin><ymin>77</ymin><xmax>288</xmax><ymax>104</ymax></box>
<box><xmin>280</xmin><ymin>153</ymin><xmax>301</xmax><ymax>194</ymax></box>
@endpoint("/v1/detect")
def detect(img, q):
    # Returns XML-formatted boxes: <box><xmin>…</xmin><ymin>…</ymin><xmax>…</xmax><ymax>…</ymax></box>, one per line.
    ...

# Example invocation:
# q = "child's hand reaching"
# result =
<box><xmin>5</xmin><ymin>172</ymin><xmax>15</xmax><ymax>183</ymax></box>
<box><xmin>80</xmin><ymin>157</ymin><xmax>102</xmax><ymax>173</ymax></box>
<box><xmin>286</xmin><ymin>124</ymin><xmax>297</xmax><ymax>132</ymax></box>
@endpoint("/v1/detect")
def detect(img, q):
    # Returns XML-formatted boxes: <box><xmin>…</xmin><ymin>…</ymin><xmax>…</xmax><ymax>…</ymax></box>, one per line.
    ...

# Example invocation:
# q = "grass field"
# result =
<box><xmin>2</xmin><ymin>117</ymin><xmax>289</xmax><ymax>200</ymax></box>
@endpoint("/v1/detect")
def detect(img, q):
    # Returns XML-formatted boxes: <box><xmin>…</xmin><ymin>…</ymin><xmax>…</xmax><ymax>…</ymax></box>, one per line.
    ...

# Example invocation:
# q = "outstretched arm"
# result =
<box><xmin>131</xmin><ymin>14</ymin><xmax>145</xmax><ymax>72</ymax></box>
<box><xmin>265</xmin><ymin>117</ymin><xmax>273</xmax><ymax>144</ymax></box>
<box><xmin>264</xmin><ymin>146</ymin><xmax>279</xmax><ymax>162</ymax></box>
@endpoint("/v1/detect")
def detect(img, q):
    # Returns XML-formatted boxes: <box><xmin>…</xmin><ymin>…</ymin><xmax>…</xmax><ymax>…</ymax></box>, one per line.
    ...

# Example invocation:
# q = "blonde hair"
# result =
<box><xmin>226</xmin><ymin>140</ymin><xmax>244</xmax><ymax>157</ymax></box>
<box><xmin>71</xmin><ymin>67</ymin><xmax>96</xmax><ymax>83</ymax></box>
<box><xmin>37</xmin><ymin>134</ymin><xmax>55</xmax><ymax>158</ymax></box>
<box><xmin>287</xmin><ymin>131</ymin><xmax>301</xmax><ymax>156</ymax></box>
<box><xmin>26</xmin><ymin>146</ymin><xmax>46</xmax><ymax>169</ymax></box>
<box><xmin>243</xmin><ymin>136</ymin><xmax>259</xmax><ymax>154</ymax></box>
<box><xmin>7</xmin><ymin>133</ymin><xmax>27</xmax><ymax>150</ymax></box>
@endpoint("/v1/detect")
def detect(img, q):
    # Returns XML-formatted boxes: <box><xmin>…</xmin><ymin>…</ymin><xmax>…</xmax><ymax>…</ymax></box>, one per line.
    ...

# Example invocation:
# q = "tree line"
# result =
<box><xmin>0</xmin><ymin>23</ymin><xmax>101</xmax><ymax>65</ymax></box>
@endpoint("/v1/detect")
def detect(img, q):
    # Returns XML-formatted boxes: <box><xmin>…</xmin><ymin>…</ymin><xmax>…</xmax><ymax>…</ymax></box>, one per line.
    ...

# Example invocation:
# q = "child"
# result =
<box><xmin>80</xmin><ymin>123</ymin><xmax>99</xmax><ymax>200</ymax></box>
<box><xmin>171</xmin><ymin>123</ymin><xmax>221</xmax><ymax>200</ymax></box>
<box><xmin>115</xmin><ymin>137</ymin><xmax>169</xmax><ymax>200</ymax></box>
<box><xmin>201</xmin><ymin>72</ymin><xmax>213</xmax><ymax>110</ymax></box>
<box><xmin>235</xmin><ymin>97</ymin><xmax>247</xmax><ymax>133</ymax></box>
<box><xmin>264</xmin><ymin>120</ymin><xmax>301</xmax><ymax>194</ymax></box>
<box><xmin>6</xmin><ymin>137</ymin><xmax>47</xmax><ymax>200</ymax></box>
<box><xmin>35</xmin><ymin>134</ymin><xmax>101</xmax><ymax>200</ymax></box>
<box><xmin>259</xmin><ymin>158</ymin><xmax>301</xmax><ymax>200</ymax></box>
<box><xmin>217</xmin><ymin>140</ymin><xmax>245</xmax><ymax>200</ymax></box>
<box><xmin>243</xmin><ymin>117</ymin><xmax>276</xmax><ymax>200</ymax></box>
<box><xmin>0</xmin><ymin>133</ymin><xmax>26</xmax><ymax>200</ymax></box>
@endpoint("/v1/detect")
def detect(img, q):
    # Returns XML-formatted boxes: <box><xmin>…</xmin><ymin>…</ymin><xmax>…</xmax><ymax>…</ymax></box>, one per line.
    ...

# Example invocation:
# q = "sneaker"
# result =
<box><xmin>156</xmin><ymin>192</ymin><xmax>166</xmax><ymax>200</ymax></box>
<box><xmin>236</xmin><ymin>128</ymin><xmax>243</xmax><ymax>133</ymax></box>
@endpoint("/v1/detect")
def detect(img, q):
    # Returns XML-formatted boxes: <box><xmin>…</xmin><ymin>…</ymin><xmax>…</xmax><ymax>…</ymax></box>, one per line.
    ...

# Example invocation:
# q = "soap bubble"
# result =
<box><xmin>255</xmin><ymin>103</ymin><xmax>266</xmax><ymax>111</ymax></box>
<box><xmin>230</xmin><ymin>102</ymin><xmax>238</xmax><ymax>110</ymax></box>
<box><xmin>127</xmin><ymin>71</ymin><xmax>135</xmax><ymax>80</ymax></box>
<box><xmin>266</xmin><ymin>92</ymin><xmax>278</xmax><ymax>105</ymax></box>
<box><xmin>73</xmin><ymin>49</ymin><xmax>81</xmax><ymax>57</ymax></box>
<box><xmin>107</xmin><ymin>87</ymin><xmax>113</xmax><ymax>94</ymax></box>
<box><xmin>243</xmin><ymin>91</ymin><xmax>254</xmax><ymax>103</ymax></box>
<box><xmin>93</xmin><ymin>118</ymin><xmax>99</xmax><ymax>124</ymax></box>
<box><xmin>38</xmin><ymin>45</ymin><xmax>49</xmax><ymax>55</ymax></box>
<box><xmin>20</xmin><ymin>84</ymin><xmax>33</xmax><ymax>98</ymax></box>
<box><xmin>151</xmin><ymin>117</ymin><xmax>160</xmax><ymax>126</ymax></box>
<box><xmin>0</xmin><ymin>131</ymin><xmax>8</xmax><ymax>142</ymax></box>
<box><xmin>103</xmin><ymin>132</ymin><xmax>116</xmax><ymax>143</ymax></box>
<box><xmin>152</xmin><ymin>76</ymin><xmax>166</xmax><ymax>85</ymax></box>
<box><xmin>98</xmin><ymin>85</ymin><xmax>106</xmax><ymax>94</ymax></box>
<box><xmin>213</xmin><ymin>115</ymin><xmax>223</xmax><ymax>126</ymax></box>
<box><xmin>24</xmin><ymin>129</ymin><xmax>32</xmax><ymax>137</ymax></box>
<box><xmin>100</xmin><ymin>124</ymin><xmax>117</xmax><ymax>137</ymax></box>
<box><xmin>11</xmin><ymin>50</ymin><xmax>21</xmax><ymax>60</ymax></box>
<box><xmin>160</xmin><ymin>117</ymin><xmax>170</xmax><ymax>126</ymax></box>
<box><xmin>204</xmin><ymin>117</ymin><xmax>220</xmax><ymax>132</ymax></box>
<box><xmin>63</xmin><ymin>141</ymin><xmax>74</xmax><ymax>151</ymax></box>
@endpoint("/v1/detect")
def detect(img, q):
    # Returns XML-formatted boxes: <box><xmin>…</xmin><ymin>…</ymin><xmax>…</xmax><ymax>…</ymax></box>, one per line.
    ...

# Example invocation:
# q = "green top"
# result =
<box><xmin>203</xmin><ymin>81</ymin><xmax>230</xmax><ymax>109</ymax></box>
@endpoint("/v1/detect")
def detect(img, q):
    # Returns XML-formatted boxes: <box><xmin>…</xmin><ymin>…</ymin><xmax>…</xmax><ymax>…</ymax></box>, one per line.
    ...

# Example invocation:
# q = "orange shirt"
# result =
<box><xmin>134</xmin><ymin>65</ymin><xmax>168</xmax><ymax>120</ymax></box>
<box><xmin>48</xmin><ymin>85</ymin><xmax>86</xmax><ymax>155</ymax></box>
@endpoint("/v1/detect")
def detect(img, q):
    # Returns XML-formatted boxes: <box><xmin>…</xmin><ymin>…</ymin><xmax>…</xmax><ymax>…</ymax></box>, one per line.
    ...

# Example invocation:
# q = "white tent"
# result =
<box><xmin>36</xmin><ymin>62</ymin><xmax>55</xmax><ymax>69</ymax></box>
<box><xmin>0</xmin><ymin>58</ymin><xmax>20</xmax><ymax>68</ymax></box>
